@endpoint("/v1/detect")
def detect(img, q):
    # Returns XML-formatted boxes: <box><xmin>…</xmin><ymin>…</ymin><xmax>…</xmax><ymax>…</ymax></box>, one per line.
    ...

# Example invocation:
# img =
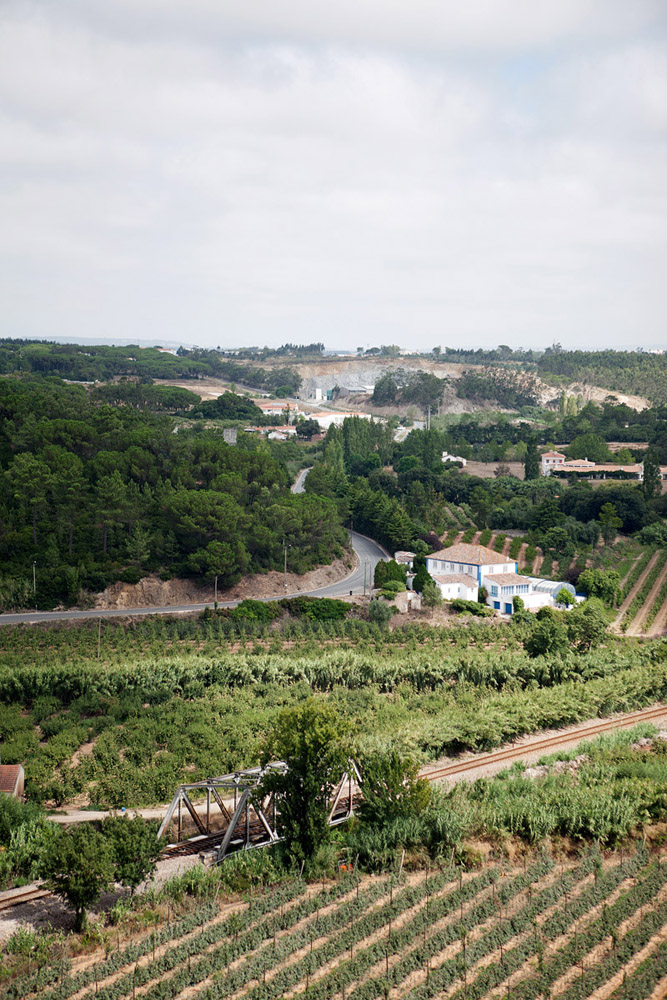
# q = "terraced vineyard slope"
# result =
<box><xmin>12</xmin><ymin>847</ymin><xmax>667</xmax><ymax>1000</ymax></box>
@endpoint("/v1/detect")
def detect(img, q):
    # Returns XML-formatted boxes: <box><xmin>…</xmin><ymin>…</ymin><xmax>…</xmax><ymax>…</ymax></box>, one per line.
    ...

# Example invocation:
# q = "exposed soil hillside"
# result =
<box><xmin>93</xmin><ymin>551</ymin><xmax>357</xmax><ymax>610</ymax></box>
<box><xmin>159</xmin><ymin>357</ymin><xmax>650</xmax><ymax>412</ymax></box>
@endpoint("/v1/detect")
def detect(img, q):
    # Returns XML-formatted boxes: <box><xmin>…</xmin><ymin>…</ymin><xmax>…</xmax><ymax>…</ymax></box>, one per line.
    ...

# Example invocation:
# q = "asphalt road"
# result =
<box><xmin>0</xmin><ymin>467</ymin><xmax>388</xmax><ymax>628</ymax></box>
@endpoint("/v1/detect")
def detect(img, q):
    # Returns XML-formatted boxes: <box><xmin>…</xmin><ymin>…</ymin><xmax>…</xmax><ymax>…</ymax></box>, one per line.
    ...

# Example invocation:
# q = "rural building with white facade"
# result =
<box><xmin>424</xmin><ymin>543</ymin><xmax>575</xmax><ymax>615</ymax></box>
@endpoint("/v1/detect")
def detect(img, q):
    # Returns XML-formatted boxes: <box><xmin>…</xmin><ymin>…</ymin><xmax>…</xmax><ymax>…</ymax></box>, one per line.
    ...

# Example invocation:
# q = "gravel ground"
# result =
<box><xmin>0</xmin><ymin>854</ymin><xmax>202</xmax><ymax>943</ymax></box>
<box><xmin>420</xmin><ymin>704</ymin><xmax>667</xmax><ymax>784</ymax></box>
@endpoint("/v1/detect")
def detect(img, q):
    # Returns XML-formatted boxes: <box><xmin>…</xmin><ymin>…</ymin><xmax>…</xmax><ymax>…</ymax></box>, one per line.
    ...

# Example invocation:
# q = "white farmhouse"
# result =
<box><xmin>425</xmin><ymin>542</ymin><xmax>575</xmax><ymax>615</ymax></box>
<box><xmin>442</xmin><ymin>452</ymin><xmax>467</xmax><ymax>467</ymax></box>
<box><xmin>540</xmin><ymin>451</ymin><xmax>566</xmax><ymax>475</ymax></box>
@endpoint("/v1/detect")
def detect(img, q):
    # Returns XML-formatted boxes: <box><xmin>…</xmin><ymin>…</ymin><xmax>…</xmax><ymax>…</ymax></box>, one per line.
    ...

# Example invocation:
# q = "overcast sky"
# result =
<box><xmin>1</xmin><ymin>1</ymin><xmax>666</xmax><ymax>352</ymax></box>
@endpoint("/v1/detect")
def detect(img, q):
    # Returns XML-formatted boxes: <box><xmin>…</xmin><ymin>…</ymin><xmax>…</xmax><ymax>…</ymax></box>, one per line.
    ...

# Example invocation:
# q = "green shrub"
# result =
<box><xmin>279</xmin><ymin>597</ymin><xmax>348</xmax><ymax>620</ymax></box>
<box><xmin>230</xmin><ymin>600</ymin><xmax>281</xmax><ymax>622</ymax></box>
<box><xmin>119</xmin><ymin>567</ymin><xmax>143</xmax><ymax>585</ymax></box>
<box><xmin>450</xmin><ymin>599</ymin><xmax>493</xmax><ymax>617</ymax></box>
<box><xmin>380</xmin><ymin>580</ymin><xmax>405</xmax><ymax>594</ymax></box>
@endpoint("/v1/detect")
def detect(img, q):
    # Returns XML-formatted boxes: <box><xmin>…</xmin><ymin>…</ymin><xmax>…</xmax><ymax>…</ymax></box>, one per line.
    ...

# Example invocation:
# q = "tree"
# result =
<box><xmin>358</xmin><ymin>750</ymin><xmax>431</xmax><ymax>827</ymax></box>
<box><xmin>566</xmin><ymin>599</ymin><xmax>608</xmax><ymax>652</ymax></box>
<box><xmin>102</xmin><ymin>817</ymin><xmax>164</xmax><ymax>893</ymax></box>
<box><xmin>95</xmin><ymin>470</ymin><xmax>128</xmax><ymax>555</ymax></box>
<box><xmin>566</xmin><ymin>433</ymin><xmax>611</xmax><ymax>464</ymax></box>
<box><xmin>598</xmin><ymin>502</ymin><xmax>623</xmax><ymax>544</ymax></box>
<box><xmin>295</xmin><ymin>418</ymin><xmax>320</xmax><ymax>440</ymax></box>
<box><xmin>524</xmin><ymin>440</ymin><xmax>540</xmax><ymax>480</ymax></box>
<box><xmin>577</xmin><ymin>568</ymin><xmax>620</xmax><ymax>606</ymax></box>
<box><xmin>642</xmin><ymin>447</ymin><xmax>661</xmax><ymax>500</ymax></box>
<box><xmin>259</xmin><ymin>699</ymin><xmax>350</xmax><ymax>865</ymax></box>
<box><xmin>7</xmin><ymin>453</ymin><xmax>53</xmax><ymax>546</ymax></box>
<box><xmin>40</xmin><ymin>826</ymin><xmax>114</xmax><ymax>931</ymax></box>
<box><xmin>412</xmin><ymin>566</ymin><xmax>434</xmax><ymax>593</ymax></box>
<box><xmin>421</xmin><ymin>579</ymin><xmax>443</xmax><ymax>615</ymax></box>
<box><xmin>368</xmin><ymin>599</ymin><xmax>393</xmax><ymax>629</ymax></box>
<box><xmin>556</xmin><ymin>588</ymin><xmax>573</xmax><ymax>607</ymax></box>
<box><xmin>524</xmin><ymin>616</ymin><xmax>569</xmax><ymax>658</ymax></box>
<box><xmin>374</xmin><ymin>560</ymin><xmax>407</xmax><ymax>589</ymax></box>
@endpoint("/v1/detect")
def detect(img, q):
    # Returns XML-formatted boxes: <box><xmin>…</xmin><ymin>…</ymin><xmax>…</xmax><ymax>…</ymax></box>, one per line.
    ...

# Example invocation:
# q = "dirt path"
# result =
<box><xmin>648</xmin><ymin>587</ymin><xmax>667</xmax><ymax>638</ymax></box>
<box><xmin>620</xmin><ymin>553</ymin><xmax>642</xmax><ymax>588</ymax></box>
<box><xmin>626</xmin><ymin>557</ymin><xmax>667</xmax><ymax>636</ymax></box>
<box><xmin>611</xmin><ymin>550</ymin><xmax>661</xmax><ymax>632</ymax></box>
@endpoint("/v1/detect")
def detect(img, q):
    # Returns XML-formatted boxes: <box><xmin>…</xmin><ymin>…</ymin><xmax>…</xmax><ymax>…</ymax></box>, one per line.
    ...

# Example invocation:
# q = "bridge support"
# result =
<box><xmin>158</xmin><ymin>760</ymin><xmax>361</xmax><ymax>862</ymax></box>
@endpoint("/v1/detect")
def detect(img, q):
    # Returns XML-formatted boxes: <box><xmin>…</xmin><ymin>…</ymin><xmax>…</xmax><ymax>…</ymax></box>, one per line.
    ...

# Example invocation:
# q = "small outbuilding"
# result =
<box><xmin>0</xmin><ymin>764</ymin><xmax>25</xmax><ymax>799</ymax></box>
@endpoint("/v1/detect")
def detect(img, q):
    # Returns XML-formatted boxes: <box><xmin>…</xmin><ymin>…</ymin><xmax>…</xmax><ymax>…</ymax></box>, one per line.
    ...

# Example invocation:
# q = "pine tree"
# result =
<box><xmin>642</xmin><ymin>446</ymin><xmax>661</xmax><ymax>499</ymax></box>
<box><xmin>524</xmin><ymin>440</ymin><xmax>540</xmax><ymax>480</ymax></box>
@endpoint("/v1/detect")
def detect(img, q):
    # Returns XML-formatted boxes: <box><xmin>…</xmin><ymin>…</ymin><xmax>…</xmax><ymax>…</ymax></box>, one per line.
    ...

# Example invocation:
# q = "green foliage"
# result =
<box><xmin>450</xmin><ymin>599</ymin><xmax>493</xmax><ymax>617</ymax></box>
<box><xmin>381</xmin><ymin>579</ymin><xmax>406</xmax><ymax>594</ymax></box>
<box><xmin>524</xmin><ymin>616</ymin><xmax>569</xmax><ymax>657</ymax></box>
<box><xmin>368</xmin><ymin>599</ymin><xmax>394</xmax><ymax>628</ymax></box>
<box><xmin>421</xmin><ymin>579</ymin><xmax>443</xmax><ymax>610</ymax></box>
<box><xmin>642</xmin><ymin>445</ymin><xmax>662</xmax><ymax>498</ymax></box>
<box><xmin>577</xmin><ymin>567</ymin><xmax>621</xmax><ymax>605</ymax></box>
<box><xmin>457</xmin><ymin>367</ymin><xmax>542</xmax><ymax>408</ymax></box>
<box><xmin>40</xmin><ymin>825</ymin><xmax>114</xmax><ymax>930</ymax></box>
<box><xmin>358</xmin><ymin>749</ymin><xmax>431</xmax><ymax>828</ymax></box>
<box><xmin>259</xmin><ymin>699</ymin><xmax>350</xmax><ymax>864</ymax></box>
<box><xmin>278</xmin><ymin>596</ymin><xmax>349</xmax><ymax>621</ymax></box>
<box><xmin>524</xmin><ymin>440</ymin><xmax>540</xmax><ymax>480</ymax></box>
<box><xmin>102</xmin><ymin>817</ymin><xmax>164</xmax><ymax>892</ymax></box>
<box><xmin>556</xmin><ymin>587</ymin><xmax>573</xmax><ymax>607</ymax></box>
<box><xmin>0</xmin><ymin>376</ymin><xmax>347</xmax><ymax>607</ymax></box>
<box><xmin>230</xmin><ymin>600</ymin><xmax>281</xmax><ymax>622</ymax></box>
<box><xmin>373</xmin><ymin>560</ymin><xmax>408</xmax><ymax>588</ymax></box>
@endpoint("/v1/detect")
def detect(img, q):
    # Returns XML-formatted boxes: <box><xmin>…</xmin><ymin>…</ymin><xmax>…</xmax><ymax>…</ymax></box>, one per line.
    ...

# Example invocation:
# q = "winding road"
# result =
<box><xmin>0</xmin><ymin>469</ymin><xmax>388</xmax><ymax>625</ymax></box>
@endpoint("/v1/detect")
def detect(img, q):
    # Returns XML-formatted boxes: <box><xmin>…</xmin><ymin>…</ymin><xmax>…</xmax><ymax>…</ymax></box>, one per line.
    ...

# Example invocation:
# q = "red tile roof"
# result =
<box><xmin>0</xmin><ymin>764</ymin><xmax>22</xmax><ymax>795</ymax></box>
<box><xmin>428</xmin><ymin>543</ymin><xmax>505</xmax><ymax>565</ymax></box>
<box><xmin>432</xmin><ymin>574</ymin><xmax>478</xmax><ymax>587</ymax></box>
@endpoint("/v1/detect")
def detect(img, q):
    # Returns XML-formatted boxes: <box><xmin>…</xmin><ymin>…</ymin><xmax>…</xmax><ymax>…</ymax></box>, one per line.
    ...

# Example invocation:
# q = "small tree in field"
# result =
<box><xmin>369</xmin><ymin>599</ymin><xmax>393</xmax><ymax>629</ymax></box>
<box><xmin>41</xmin><ymin>826</ymin><xmax>114</xmax><ymax>931</ymax></box>
<box><xmin>102</xmin><ymin>816</ymin><xmax>164</xmax><ymax>893</ymax></box>
<box><xmin>421</xmin><ymin>579</ymin><xmax>443</xmax><ymax>616</ymax></box>
<box><xmin>259</xmin><ymin>699</ymin><xmax>350</xmax><ymax>866</ymax></box>
<box><xmin>598</xmin><ymin>502</ymin><xmax>623</xmax><ymax>544</ymax></box>
<box><xmin>359</xmin><ymin>750</ymin><xmax>431</xmax><ymax>827</ymax></box>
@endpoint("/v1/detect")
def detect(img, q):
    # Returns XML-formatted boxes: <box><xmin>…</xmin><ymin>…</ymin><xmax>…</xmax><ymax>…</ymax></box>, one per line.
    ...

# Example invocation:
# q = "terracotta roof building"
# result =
<box><xmin>428</xmin><ymin>543</ymin><xmax>501</xmax><ymax>565</ymax></box>
<box><xmin>0</xmin><ymin>764</ymin><xmax>24</xmax><ymax>798</ymax></box>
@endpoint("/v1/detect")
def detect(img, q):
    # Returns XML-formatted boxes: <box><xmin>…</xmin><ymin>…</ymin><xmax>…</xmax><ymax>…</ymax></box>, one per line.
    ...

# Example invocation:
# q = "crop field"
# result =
<box><xmin>9</xmin><ymin>846</ymin><xmax>667</xmax><ymax>1000</ymax></box>
<box><xmin>2</xmin><ymin>614</ymin><xmax>667</xmax><ymax>810</ymax></box>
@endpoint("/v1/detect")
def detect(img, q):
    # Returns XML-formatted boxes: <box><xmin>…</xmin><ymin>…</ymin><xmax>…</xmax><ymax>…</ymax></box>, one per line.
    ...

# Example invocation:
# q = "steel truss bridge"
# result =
<box><xmin>158</xmin><ymin>761</ymin><xmax>361</xmax><ymax>863</ymax></box>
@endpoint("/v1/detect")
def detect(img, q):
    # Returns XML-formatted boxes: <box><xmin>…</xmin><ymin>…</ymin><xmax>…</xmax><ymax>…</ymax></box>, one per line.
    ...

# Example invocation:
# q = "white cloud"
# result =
<box><xmin>0</xmin><ymin>1</ymin><xmax>665</xmax><ymax>348</ymax></box>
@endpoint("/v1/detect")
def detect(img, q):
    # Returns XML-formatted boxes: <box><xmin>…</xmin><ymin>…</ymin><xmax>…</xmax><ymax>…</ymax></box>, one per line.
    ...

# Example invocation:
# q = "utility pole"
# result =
<box><xmin>363</xmin><ymin>562</ymin><xmax>367</xmax><ymax>596</ymax></box>
<box><xmin>32</xmin><ymin>560</ymin><xmax>36</xmax><ymax>595</ymax></box>
<box><xmin>214</xmin><ymin>575</ymin><xmax>218</xmax><ymax>608</ymax></box>
<box><xmin>283</xmin><ymin>538</ymin><xmax>289</xmax><ymax>590</ymax></box>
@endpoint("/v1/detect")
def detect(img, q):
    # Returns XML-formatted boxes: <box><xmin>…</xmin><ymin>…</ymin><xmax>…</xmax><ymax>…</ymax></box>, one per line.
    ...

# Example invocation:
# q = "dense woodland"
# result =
<box><xmin>0</xmin><ymin>376</ymin><xmax>345</xmax><ymax>609</ymax></box>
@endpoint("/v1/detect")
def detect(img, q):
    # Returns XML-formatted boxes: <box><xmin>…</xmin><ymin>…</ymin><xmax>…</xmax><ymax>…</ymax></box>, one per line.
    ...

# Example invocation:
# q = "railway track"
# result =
<box><xmin>0</xmin><ymin>886</ymin><xmax>51</xmax><ymax>911</ymax></box>
<box><xmin>423</xmin><ymin>703</ymin><xmax>667</xmax><ymax>782</ymax></box>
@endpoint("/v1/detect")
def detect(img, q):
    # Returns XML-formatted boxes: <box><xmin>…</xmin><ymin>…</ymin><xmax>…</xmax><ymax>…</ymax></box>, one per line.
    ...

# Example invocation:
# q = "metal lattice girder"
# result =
<box><xmin>157</xmin><ymin>762</ymin><xmax>288</xmax><ymax>841</ymax></box>
<box><xmin>158</xmin><ymin>759</ymin><xmax>361</xmax><ymax>862</ymax></box>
